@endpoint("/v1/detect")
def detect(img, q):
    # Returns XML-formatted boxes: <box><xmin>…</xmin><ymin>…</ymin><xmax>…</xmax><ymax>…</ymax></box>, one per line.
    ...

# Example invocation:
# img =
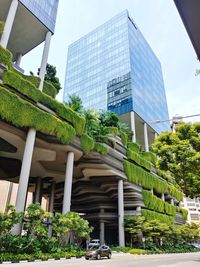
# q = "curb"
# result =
<box><xmin>0</xmin><ymin>256</ymin><xmax>85</xmax><ymax>264</ymax></box>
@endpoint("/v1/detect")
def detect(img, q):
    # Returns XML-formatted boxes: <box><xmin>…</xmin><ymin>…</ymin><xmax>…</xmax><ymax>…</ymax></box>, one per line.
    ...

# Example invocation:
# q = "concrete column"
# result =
<box><xmin>62</xmin><ymin>152</ymin><xmax>74</xmax><ymax>214</ymax></box>
<box><xmin>144</xmin><ymin>123</ymin><xmax>149</xmax><ymax>152</ymax></box>
<box><xmin>136</xmin><ymin>206</ymin><xmax>141</xmax><ymax>212</ymax></box>
<box><xmin>48</xmin><ymin>182</ymin><xmax>55</xmax><ymax>237</ymax></box>
<box><xmin>100</xmin><ymin>221</ymin><xmax>105</xmax><ymax>245</ymax></box>
<box><xmin>38</xmin><ymin>31</ymin><xmax>52</xmax><ymax>91</ymax></box>
<box><xmin>15</xmin><ymin>53</ymin><xmax>22</xmax><ymax>66</ymax></box>
<box><xmin>12</xmin><ymin>128</ymin><xmax>36</xmax><ymax>235</ymax></box>
<box><xmin>154</xmin><ymin>132</ymin><xmax>158</xmax><ymax>140</ymax></box>
<box><xmin>170</xmin><ymin>198</ymin><xmax>174</xmax><ymax>205</ymax></box>
<box><xmin>150</xmin><ymin>188</ymin><xmax>154</xmax><ymax>195</ymax></box>
<box><xmin>161</xmin><ymin>193</ymin><xmax>165</xmax><ymax>201</ymax></box>
<box><xmin>0</xmin><ymin>0</ymin><xmax>18</xmax><ymax>48</ymax></box>
<box><xmin>34</xmin><ymin>178</ymin><xmax>42</xmax><ymax>204</ymax></box>
<box><xmin>130</xmin><ymin>111</ymin><xmax>136</xmax><ymax>142</ymax></box>
<box><xmin>118</xmin><ymin>179</ymin><xmax>125</xmax><ymax>247</ymax></box>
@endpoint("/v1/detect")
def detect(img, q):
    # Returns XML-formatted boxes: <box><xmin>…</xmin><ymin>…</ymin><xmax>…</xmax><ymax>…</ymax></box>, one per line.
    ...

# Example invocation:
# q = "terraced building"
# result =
<box><xmin>0</xmin><ymin>1</ymin><xmax>186</xmax><ymax>246</ymax></box>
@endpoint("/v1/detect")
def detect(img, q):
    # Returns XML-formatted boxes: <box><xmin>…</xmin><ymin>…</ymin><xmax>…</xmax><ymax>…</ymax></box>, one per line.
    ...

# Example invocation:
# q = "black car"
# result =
<box><xmin>85</xmin><ymin>245</ymin><xmax>112</xmax><ymax>260</ymax></box>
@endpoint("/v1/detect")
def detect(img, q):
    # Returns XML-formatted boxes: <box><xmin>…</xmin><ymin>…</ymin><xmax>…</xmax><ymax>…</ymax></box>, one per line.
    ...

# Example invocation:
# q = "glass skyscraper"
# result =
<box><xmin>19</xmin><ymin>0</ymin><xmax>59</xmax><ymax>32</ymax></box>
<box><xmin>64</xmin><ymin>10</ymin><xmax>170</xmax><ymax>133</ymax></box>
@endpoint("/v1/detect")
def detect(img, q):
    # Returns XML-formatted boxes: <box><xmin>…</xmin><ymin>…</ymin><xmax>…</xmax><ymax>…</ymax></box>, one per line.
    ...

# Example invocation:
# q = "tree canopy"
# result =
<box><xmin>152</xmin><ymin>122</ymin><xmax>200</xmax><ymax>197</ymax></box>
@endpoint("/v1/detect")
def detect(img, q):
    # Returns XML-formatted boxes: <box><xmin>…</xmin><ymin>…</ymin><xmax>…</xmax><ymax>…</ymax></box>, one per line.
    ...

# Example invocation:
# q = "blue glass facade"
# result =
<box><xmin>64</xmin><ymin>10</ymin><xmax>170</xmax><ymax>133</ymax></box>
<box><xmin>19</xmin><ymin>0</ymin><xmax>59</xmax><ymax>32</ymax></box>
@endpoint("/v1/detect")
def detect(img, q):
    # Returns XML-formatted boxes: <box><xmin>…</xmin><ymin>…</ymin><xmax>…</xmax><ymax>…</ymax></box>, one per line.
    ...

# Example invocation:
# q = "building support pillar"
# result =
<box><xmin>100</xmin><ymin>221</ymin><xmax>105</xmax><ymax>245</ymax></box>
<box><xmin>118</xmin><ymin>179</ymin><xmax>125</xmax><ymax>247</ymax></box>
<box><xmin>170</xmin><ymin>198</ymin><xmax>174</xmax><ymax>205</ymax></box>
<box><xmin>144</xmin><ymin>123</ymin><xmax>149</xmax><ymax>152</ymax></box>
<box><xmin>154</xmin><ymin>132</ymin><xmax>158</xmax><ymax>140</ymax></box>
<box><xmin>161</xmin><ymin>193</ymin><xmax>165</xmax><ymax>201</ymax></box>
<box><xmin>62</xmin><ymin>152</ymin><xmax>74</xmax><ymax>214</ymax></box>
<box><xmin>38</xmin><ymin>31</ymin><xmax>52</xmax><ymax>90</ymax></box>
<box><xmin>48</xmin><ymin>182</ymin><xmax>55</xmax><ymax>237</ymax></box>
<box><xmin>150</xmin><ymin>188</ymin><xmax>154</xmax><ymax>195</ymax></box>
<box><xmin>34</xmin><ymin>178</ymin><xmax>42</xmax><ymax>204</ymax></box>
<box><xmin>130</xmin><ymin>111</ymin><xmax>136</xmax><ymax>142</ymax></box>
<box><xmin>12</xmin><ymin>128</ymin><xmax>36</xmax><ymax>235</ymax></box>
<box><xmin>15</xmin><ymin>53</ymin><xmax>22</xmax><ymax>66</ymax></box>
<box><xmin>0</xmin><ymin>0</ymin><xmax>18</xmax><ymax>48</ymax></box>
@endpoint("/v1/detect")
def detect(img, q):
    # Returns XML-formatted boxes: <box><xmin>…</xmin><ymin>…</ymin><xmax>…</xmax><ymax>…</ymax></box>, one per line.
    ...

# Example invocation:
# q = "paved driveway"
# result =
<box><xmin>2</xmin><ymin>252</ymin><xmax>200</xmax><ymax>267</ymax></box>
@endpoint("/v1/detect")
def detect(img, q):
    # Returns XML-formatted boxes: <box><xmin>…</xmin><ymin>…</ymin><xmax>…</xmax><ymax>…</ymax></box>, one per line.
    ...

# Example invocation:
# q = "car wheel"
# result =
<box><xmin>107</xmin><ymin>253</ymin><xmax>111</xmax><ymax>259</ymax></box>
<box><xmin>96</xmin><ymin>254</ymin><xmax>101</xmax><ymax>260</ymax></box>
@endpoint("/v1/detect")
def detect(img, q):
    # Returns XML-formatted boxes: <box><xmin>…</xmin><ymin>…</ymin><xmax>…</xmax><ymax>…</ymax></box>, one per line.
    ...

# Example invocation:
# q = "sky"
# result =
<box><xmin>21</xmin><ymin>0</ymin><xmax>200</xmax><ymax>123</ymax></box>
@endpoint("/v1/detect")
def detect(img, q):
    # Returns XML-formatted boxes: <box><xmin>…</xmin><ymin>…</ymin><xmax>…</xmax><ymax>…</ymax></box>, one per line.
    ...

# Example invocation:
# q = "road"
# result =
<box><xmin>2</xmin><ymin>252</ymin><xmax>200</xmax><ymax>267</ymax></box>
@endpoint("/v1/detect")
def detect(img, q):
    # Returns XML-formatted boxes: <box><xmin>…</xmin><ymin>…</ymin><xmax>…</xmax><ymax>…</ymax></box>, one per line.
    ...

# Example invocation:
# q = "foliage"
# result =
<box><xmin>123</xmin><ymin>160</ymin><xmax>167</xmax><ymax>194</ymax></box>
<box><xmin>80</xmin><ymin>133</ymin><xmax>94</xmax><ymax>154</ymax></box>
<box><xmin>52</xmin><ymin>212</ymin><xmax>93</xmax><ymax>248</ymax></box>
<box><xmin>0</xmin><ymin>86</ymin><xmax>76</xmax><ymax>144</ymax></box>
<box><xmin>93</xmin><ymin>142</ymin><xmax>109</xmax><ymax>155</ymax></box>
<box><xmin>44</xmin><ymin>63</ymin><xmax>61</xmax><ymax>94</ymax></box>
<box><xmin>168</xmin><ymin>185</ymin><xmax>184</xmax><ymax>201</ymax></box>
<box><xmin>0</xmin><ymin>21</ymin><xmax>4</xmax><ymax>36</ymax></box>
<box><xmin>127</xmin><ymin>142</ymin><xmax>141</xmax><ymax>153</ymax></box>
<box><xmin>127</xmin><ymin>149</ymin><xmax>152</xmax><ymax>171</ymax></box>
<box><xmin>104</xmin><ymin>126</ymin><xmax>119</xmax><ymax>136</ymax></box>
<box><xmin>0</xmin><ymin>45</ymin><xmax>12</xmax><ymax>68</ymax></box>
<box><xmin>124</xmin><ymin>216</ymin><xmax>145</xmax><ymax>245</ymax></box>
<box><xmin>141</xmin><ymin>209</ymin><xmax>174</xmax><ymax>224</ymax></box>
<box><xmin>65</xmin><ymin>94</ymin><xmax>83</xmax><ymax>113</ymax></box>
<box><xmin>164</xmin><ymin>202</ymin><xmax>176</xmax><ymax>216</ymax></box>
<box><xmin>2</xmin><ymin>70</ymin><xmax>85</xmax><ymax>135</ymax></box>
<box><xmin>152</xmin><ymin>122</ymin><xmax>200</xmax><ymax>197</ymax></box>
<box><xmin>129</xmin><ymin>248</ymin><xmax>147</xmax><ymax>254</ymax></box>
<box><xmin>99</xmin><ymin>111</ymin><xmax>119</xmax><ymax>127</ymax></box>
<box><xmin>0</xmin><ymin>206</ymin><xmax>22</xmax><ymax>235</ymax></box>
<box><xmin>139</xmin><ymin>151</ymin><xmax>157</xmax><ymax>164</ymax></box>
<box><xmin>176</xmin><ymin>207</ymin><xmax>188</xmax><ymax>220</ymax></box>
<box><xmin>156</xmin><ymin>169</ymin><xmax>173</xmax><ymax>183</ymax></box>
<box><xmin>142</xmin><ymin>190</ymin><xmax>165</xmax><ymax>213</ymax></box>
<box><xmin>120</xmin><ymin>131</ymin><xmax>128</xmax><ymax>147</ymax></box>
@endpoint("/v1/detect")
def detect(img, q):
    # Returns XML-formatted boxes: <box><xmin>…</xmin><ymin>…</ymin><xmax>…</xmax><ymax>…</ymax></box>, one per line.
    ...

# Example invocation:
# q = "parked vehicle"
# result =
<box><xmin>85</xmin><ymin>245</ymin><xmax>112</xmax><ymax>260</ymax></box>
<box><xmin>88</xmin><ymin>239</ymin><xmax>100</xmax><ymax>246</ymax></box>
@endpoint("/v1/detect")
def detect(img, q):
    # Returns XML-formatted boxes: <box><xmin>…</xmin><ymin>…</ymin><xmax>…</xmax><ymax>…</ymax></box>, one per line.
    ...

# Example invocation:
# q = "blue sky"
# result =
<box><xmin>21</xmin><ymin>0</ymin><xmax>200</xmax><ymax>122</ymax></box>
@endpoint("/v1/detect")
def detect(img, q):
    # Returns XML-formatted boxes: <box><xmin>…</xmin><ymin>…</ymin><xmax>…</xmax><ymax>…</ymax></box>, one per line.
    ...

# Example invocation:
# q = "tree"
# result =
<box><xmin>44</xmin><ymin>63</ymin><xmax>61</xmax><ymax>93</ymax></box>
<box><xmin>152</xmin><ymin>122</ymin><xmax>200</xmax><ymax>197</ymax></box>
<box><xmin>65</xmin><ymin>94</ymin><xmax>83</xmax><ymax>113</ymax></box>
<box><xmin>124</xmin><ymin>216</ymin><xmax>145</xmax><ymax>246</ymax></box>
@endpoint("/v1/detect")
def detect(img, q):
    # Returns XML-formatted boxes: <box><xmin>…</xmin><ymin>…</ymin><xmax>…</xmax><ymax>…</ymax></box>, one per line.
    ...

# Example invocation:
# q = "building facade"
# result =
<box><xmin>181</xmin><ymin>197</ymin><xmax>200</xmax><ymax>224</ymax></box>
<box><xmin>64</xmin><ymin>10</ymin><xmax>170</xmax><ymax>145</ymax></box>
<box><xmin>0</xmin><ymin>0</ymin><xmax>59</xmax><ymax>214</ymax></box>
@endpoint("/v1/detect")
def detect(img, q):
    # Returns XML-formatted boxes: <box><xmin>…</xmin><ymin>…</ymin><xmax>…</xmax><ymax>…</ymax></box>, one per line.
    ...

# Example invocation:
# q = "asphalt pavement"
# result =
<box><xmin>1</xmin><ymin>252</ymin><xmax>200</xmax><ymax>267</ymax></box>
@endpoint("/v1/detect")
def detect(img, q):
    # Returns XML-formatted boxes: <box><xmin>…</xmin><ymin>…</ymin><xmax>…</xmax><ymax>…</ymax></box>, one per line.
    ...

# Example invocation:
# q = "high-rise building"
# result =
<box><xmin>64</xmin><ymin>10</ymin><xmax>170</xmax><ymax>148</ymax></box>
<box><xmin>0</xmin><ymin>0</ymin><xmax>59</xmax><ymax>213</ymax></box>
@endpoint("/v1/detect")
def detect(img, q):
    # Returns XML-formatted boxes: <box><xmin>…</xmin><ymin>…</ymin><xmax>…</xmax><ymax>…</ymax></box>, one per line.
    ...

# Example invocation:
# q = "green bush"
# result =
<box><xmin>2</xmin><ymin>70</ymin><xmax>85</xmax><ymax>135</ymax></box>
<box><xmin>127</xmin><ymin>142</ymin><xmax>140</xmax><ymax>153</ymax></box>
<box><xmin>127</xmin><ymin>149</ymin><xmax>152</xmax><ymax>171</ymax></box>
<box><xmin>176</xmin><ymin>207</ymin><xmax>188</xmax><ymax>220</ymax></box>
<box><xmin>0</xmin><ymin>87</ymin><xmax>76</xmax><ymax>145</ymax></box>
<box><xmin>141</xmin><ymin>209</ymin><xmax>174</xmax><ymax>224</ymax></box>
<box><xmin>0</xmin><ymin>45</ymin><xmax>12</xmax><ymax>68</ymax></box>
<box><xmin>139</xmin><ymin>151</ymin><xmax>157</xmax><ymax>164</ymax></box>
<box><xmin>168</xmin><ymin>185</ymin><xmax>183</xmax><ymax>201</ymax></box>
<box><xmin>129</xmin><ymin>248</ymin><xmax>147</xmax><ymax>255</ymax></box>
<box><xmin>120</xmin><ymin>131</ymin><xmax>128</xmax><ymax>147</ymax></box>
<box><xmin>93</xmin><ymin>142</ymin><xmax>109</xmax><ymax>155</ymax></box>
<box><xmin>80</xmin><ymin>133</ymin><xmax>94</xmax><ymax>154</ymax></box>
<box><xmin>0</xmin><ymin>21</ymin><xmax>4</xmax><ymax>36</ymax></box>
<box><xmin>164</xmin><ymin>202</ymin><xmax>176</xmax><ymax>216</ymax></box>
<box><xmin>142</xmin><ymin>190</ymin><xmax>165</xmax><ymax>213</ymax></box>
<box><xmin>123</xmin><ymin>160</ymin><xmax>167</xmax><ymax>194</ymax></box>
<box><xmin>105</xmin><ymin>126</ymin><xmax>119</xmax><ymax>136</ymax></box>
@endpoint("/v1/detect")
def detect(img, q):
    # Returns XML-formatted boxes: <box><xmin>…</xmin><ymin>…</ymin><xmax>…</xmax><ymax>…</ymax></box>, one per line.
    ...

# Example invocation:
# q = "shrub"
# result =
<box><xmin>0</xmin><ymin>45</ymin><xmax>12</xmax><ymax>68</ymax></box>
<box><xmin>0</xmin><ymin>87</ymin><xmax>76</xmax><ymax>145</ymax></box>
<box><xmin>80</xmin><ymin>133</ymin><xmax>94</xmax><ymax>154</ymax></box>
<box><xmin>93</xmin><ymin>142</ymin><xmax>109</xmax><ymax>155</ymax></box>
<box><xmin>123</xmin><ymin>160</ymin><xmax>167</xmax><ymax>194</ymax></box>
<box><xmin>120</xmin><ymin>131</ymin><xmax>128</xmax><ymax>147</ymax></box>
<box><xmin>0</xmin><ymin>21</ymin><xmax>4</xmax><ymax>36</ymax></box>
<box><xmin>127</xmin><ymin>142</ymin><xmax>140</xmax><ymax>153</ymax></box>
<box><xmin>141</xmin><ymin>209</ymin><xmax>174</xmax><ymax>224</ymax></box>
<box><xmin>139</xmin><ymin>151</ymin><xmax>157</xmax><ymax>164</ymax></box>
<box><xmin>129</xmin><ymin>248</ymin><xmax>147</xmax><ymax>255</ymax></box>
<box><xmin>164</xmin><ymin>202</ymin><xmax>176</xmax><ymax>216</ymax></box>
<box><xmin>127</xmin><ymin>149</ymin><xmax>152</xmax><ymax>171</ymax></box>
<box><xmin>105</xmin><ymin>126</ymin><xmax>119</xmax><ymax>136</ymax></box>
<box><xmin>2</xmin><ymin>70</ymin><xmax>85</xmax><ymax>135</ymax></box>
<box><xmin>168</xmin><ymin>185</ymin><xmax>183</xmax><ymax>201</ymax></box>
<box><xmin>142</xmin><ymin>190</ymin><xmax>165</xmax><ymax>213</ymax></box>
